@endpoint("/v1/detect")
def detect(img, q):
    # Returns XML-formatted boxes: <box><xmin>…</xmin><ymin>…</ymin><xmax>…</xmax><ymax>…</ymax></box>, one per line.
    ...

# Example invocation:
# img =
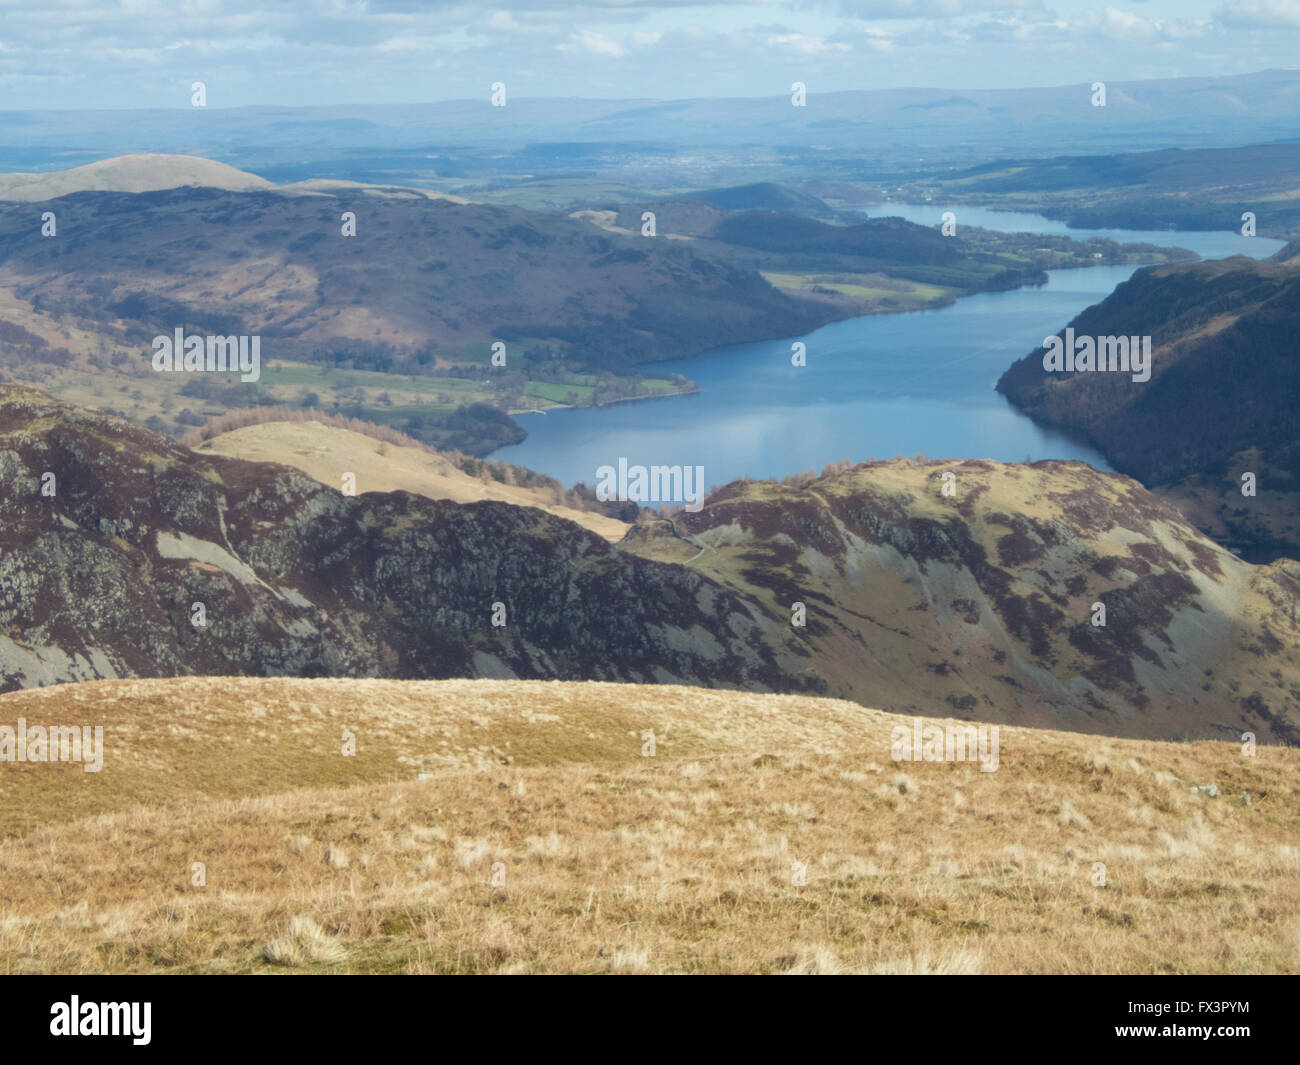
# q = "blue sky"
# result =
<box><xmin>1</xmin><ymin>1</ymin><xmax>1298</xmax><ymax>108</ymax></box>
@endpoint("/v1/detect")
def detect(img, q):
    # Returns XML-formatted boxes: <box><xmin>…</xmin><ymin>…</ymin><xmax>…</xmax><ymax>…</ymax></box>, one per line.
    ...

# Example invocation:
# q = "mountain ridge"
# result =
<box><xmin>0</xmin><ymin>384</ymin><xmax>807</xmax><ymax>696</ymax></box>
<box><xmin>2</xmin><ymin>384</ymin><xmax>1296</xmax><ymax>743</ymax></box>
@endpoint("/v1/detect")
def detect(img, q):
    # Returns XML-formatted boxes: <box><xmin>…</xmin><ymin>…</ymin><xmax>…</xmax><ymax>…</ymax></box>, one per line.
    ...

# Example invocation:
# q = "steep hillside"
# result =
<box><xmin>997</xmin><ymin>253</ymin><xmax>1300</xmax><ymax>561</ymax></box>
<box><xmin>0</xmin><ymin>385</ymin><xmax>804</xmax><ymax>695</ymax></box>
<box><xmin>624</xmin><ymin>459</ymin><xmax>1300</xmax><ymax>743</ymax></box>
<box><xmin>0</xmin><ymin>677</ymin><xmax>1296</xmax><ymax>974</ymax></box>
<box><xmin>2</xmin><ymin>385</ymin><xmax>1297</xmax><ymax>743</ymax></box>
<box><xmin>196</xmin><ymin>419</ymin><xmax>630</xmax><ymax>542</ymax></box>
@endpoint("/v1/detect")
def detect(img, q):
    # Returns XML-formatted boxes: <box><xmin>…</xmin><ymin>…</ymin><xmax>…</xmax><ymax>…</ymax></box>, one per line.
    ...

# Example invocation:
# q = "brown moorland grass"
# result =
<box><xmin>194</xmin><ymin>419</ymin><xmax>631</xmax><ymax>542</ymax></box>
<box><xmin>0</xmin><ymin>677</ymin><xmax>1297</xmax><ymax>974</ymax></box>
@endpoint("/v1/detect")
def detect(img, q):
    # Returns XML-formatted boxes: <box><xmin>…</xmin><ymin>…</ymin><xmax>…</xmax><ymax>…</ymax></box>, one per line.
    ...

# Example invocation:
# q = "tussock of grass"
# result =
<box><xmin>263</xmin><ymin>916</ymin><xmax>347</xmax><ymax>968</ymax></box>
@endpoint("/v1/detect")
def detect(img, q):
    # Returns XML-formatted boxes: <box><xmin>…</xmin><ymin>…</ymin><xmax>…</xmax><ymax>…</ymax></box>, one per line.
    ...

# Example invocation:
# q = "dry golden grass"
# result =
<box><xmin>0</xmin><ymin>154</ymin><xmax>274</xmax><ymax>201</ymax></box>
<box><xmin>197</xmin><ymin>421</ymin><xmax>630</xmax><ymax>542</ymax></box>
<box><xmin>0</xmin><ymin>677</ymin><xmax>1297</xmax><ymax>974</ymax></box>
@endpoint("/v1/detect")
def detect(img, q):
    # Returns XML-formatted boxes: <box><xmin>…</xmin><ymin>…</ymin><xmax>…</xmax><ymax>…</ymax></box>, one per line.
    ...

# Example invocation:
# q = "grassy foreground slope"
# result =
<box><xmin>1</xmin><ymin>677</ymin><xmax>1296</xmax><ymax>974</ymax></box>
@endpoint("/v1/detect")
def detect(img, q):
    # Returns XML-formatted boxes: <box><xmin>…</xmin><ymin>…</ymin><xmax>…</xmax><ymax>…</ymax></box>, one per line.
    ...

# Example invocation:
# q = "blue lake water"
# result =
<box><xmin>858</xmin><ymin>203</ymin><xmax>1272</xmax><ymax>261</ymax></box>
<box><xmin>493</xmin><ymin>208</ymin><xmax>1283</xmax><ymax>490</ymax></box>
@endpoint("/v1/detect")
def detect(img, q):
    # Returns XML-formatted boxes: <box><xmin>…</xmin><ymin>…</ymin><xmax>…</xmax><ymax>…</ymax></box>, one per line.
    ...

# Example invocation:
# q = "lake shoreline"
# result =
<box><xmin>490</xmin><ymin>208</ymin><xmax>1283</xmax><ymax>492</ymax></box>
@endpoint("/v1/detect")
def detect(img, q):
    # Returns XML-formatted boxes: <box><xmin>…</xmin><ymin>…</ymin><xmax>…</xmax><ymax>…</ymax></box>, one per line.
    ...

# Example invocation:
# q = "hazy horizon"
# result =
<box><xmin>6</xmin><ymin>1</ymin><xmax>1300</xmax><ymax>109</ymax></box>
<box><xmin>5</xmin><ymin>62</ymin><xmax>1299</xmax><ymax>114</ymax></box>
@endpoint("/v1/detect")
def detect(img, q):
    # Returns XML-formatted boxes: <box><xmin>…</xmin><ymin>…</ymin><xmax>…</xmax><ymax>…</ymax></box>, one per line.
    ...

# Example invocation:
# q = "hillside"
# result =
<box><xmin>682</xmin><ymin>182</ymin><xmax>838</xmax><ymax>218</ymax></box>
<box><xmin>0</xmin><ymin>178</ymin><xmax>829</xmax><ymax>369</ymax></box>
<box><xmin>0</xmin><ymin>170</ymin><xmax>838</xmax><ymax>451</ymax></box>
<box><xmin>624</xmin><ymin>458</ymin><xmax>1300</xmax><ymax>743</ymax></box>
<box><xmin>2</xmin><ymin>158</ymin><xmax>1139</xmax><ymax>378</ymax></box>
<box><xmin>2</xmin><ymin>385</ymin><xmax>1297</xmax><ymax>742</ymax></box>
<box><xmin>0</xmin><ymin>155</ymin><xmax>1191</xmax><ymax>454</ymax></box>
<box><xmin>0</xmin><ymin>676</ymin><xmax>1296</xmax><ymax>974</ymax></box>
<box><xmin>0</xmin><ymin>384</ymin><xmax>805</xmax><ymax>696</ymax></box>
<box><xmin>0</xmin><ymin>153</ymin><xmax>275</xmax><ymax>200</ymax></box>
<box><xmin>196</xmin><ymin>419</ymin><xmax>630</xmax><ymax>542</ymax></box>
<box><xmin>0</xmin><ymin>153</ymin><xmax>477</xmax><ymax>205</ymax></box>
<box><xmin>607</xmin><ymin>200</ymin><xmax>1190</xmax><ymax>300</ymax></box>
<box><xmin>910</xmin><ymin>142</ymin><xmax>1300</xmax><ymax>239</ymax></box>
<box><xmin>996</xmin><ymin>252</ymin><xmax>1300</xmax><ymax>561</ymax></box>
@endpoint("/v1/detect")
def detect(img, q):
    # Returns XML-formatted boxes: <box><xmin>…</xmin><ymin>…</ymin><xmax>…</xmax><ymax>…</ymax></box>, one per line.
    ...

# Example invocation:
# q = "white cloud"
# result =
<box><xmin>1215</xmin><ymin>1</ymin><xmax>1300</xmax><ymax>30</ymax></box>
<box><xmin>1095</xmin><ymin>7</ymin><xmax>1163</xmax><ymax>42</ymax></box>
<box><xmin>0</xmin><ymin>0</ymin><xmax>1284</xmax><ymax>108</ymax></box>
<box><xmin>835</xmin><ymin>0</ymin><xmax>1042</xmax><ymax>17</ymax></box>
<box><xmin>558</xmin><ymin>29</ymin><xmax>626</xmax><ymax>57</ymax></box>
<box><xmin>767</xmin><ymin>32</ymin><xmax>852</xmax><ymax>54</ymax></box>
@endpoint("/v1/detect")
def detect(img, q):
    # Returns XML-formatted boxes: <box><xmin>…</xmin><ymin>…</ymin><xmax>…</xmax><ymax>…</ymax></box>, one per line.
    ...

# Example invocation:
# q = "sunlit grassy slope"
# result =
<box><xmin>1</xmin><ymin>677</ymin><xmax>1296</xmax><ymax>974</ymax></box>
<box><xmin>196</xmin><ymin>420</ymin><xmax>630</xmax><ymax>541</ymax></box>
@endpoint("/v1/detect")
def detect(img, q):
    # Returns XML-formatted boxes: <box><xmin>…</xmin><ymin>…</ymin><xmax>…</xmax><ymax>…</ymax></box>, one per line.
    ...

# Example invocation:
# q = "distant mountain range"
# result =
<box><xmin>4</xmin><ymin>385</ymin><xmax>1296</xmax><ymax>743</ymax></box>
<box><xmin>5</xmin><ymin>69</ymin><xmax>1300</xmax><ymax>181</ymax></box>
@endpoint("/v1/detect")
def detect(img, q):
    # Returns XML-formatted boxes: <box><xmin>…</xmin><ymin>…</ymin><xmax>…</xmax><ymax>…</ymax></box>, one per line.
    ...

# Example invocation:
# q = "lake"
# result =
<box><xmin>492</xmin><ymin>208</ymin><xmax>1283</xmax><ymax>492</ymax></box>
<box><xmin>858</xmin><ymin>203</ymin><xmax>1273</xmax><ymax>261</ymax></box>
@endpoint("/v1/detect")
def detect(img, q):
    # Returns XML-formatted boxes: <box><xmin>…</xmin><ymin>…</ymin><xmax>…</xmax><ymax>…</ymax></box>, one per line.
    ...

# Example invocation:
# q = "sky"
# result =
<box><xmin>1</xmin><ymin>1</ymin><xmax>1298</xmax><ymax>109</ymax></box>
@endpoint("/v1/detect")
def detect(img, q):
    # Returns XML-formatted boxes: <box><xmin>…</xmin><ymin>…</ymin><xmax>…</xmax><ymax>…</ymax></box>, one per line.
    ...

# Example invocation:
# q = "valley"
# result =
<box><xmin>3</xmin><ymin>42</ymin><xmax>1300</xmax><ymax>986</ymax></box>
<box><xmin>0</xmin><ymin>155</ymin><xmax>1189</xmax><ymax>459</ymax></box>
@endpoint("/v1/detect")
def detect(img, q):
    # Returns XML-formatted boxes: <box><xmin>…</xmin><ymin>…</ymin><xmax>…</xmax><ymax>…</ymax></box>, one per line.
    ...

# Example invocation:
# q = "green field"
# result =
<box><xmin>255</xmin><ymin>361</ymin><xmax>689</xmax><ymax>415</ymax></box>
<box><xmin>761</xmin><ymin>271</ymin><xmax>957</xmax><ymax>311</ymax></box>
